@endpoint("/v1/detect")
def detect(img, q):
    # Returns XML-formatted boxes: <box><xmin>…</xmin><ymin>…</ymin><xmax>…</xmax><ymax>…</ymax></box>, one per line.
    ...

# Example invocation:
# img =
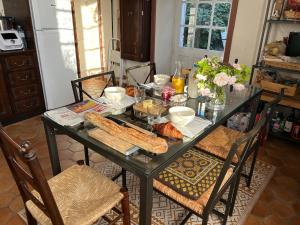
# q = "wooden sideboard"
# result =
<box><xmin>0</xmin><ymin>49</ymin><xmax>45</xmax><ymax>125</ymax></box>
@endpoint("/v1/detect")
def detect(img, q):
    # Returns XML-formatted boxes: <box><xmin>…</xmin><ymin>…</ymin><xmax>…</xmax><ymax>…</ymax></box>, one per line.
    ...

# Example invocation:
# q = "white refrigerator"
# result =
<box><xmin>29</xmin><ymin>0</ymin><xmax>78</xmax><ymax>110</ymax></box>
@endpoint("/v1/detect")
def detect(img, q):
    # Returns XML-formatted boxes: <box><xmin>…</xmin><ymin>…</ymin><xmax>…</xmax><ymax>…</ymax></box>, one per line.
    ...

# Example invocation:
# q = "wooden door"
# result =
<box><xmin>0</xmin><ymin>64</ymin><xmax>12</xmax><ymax>121</ymax></box>
<box><xmin>120</xmin><ymin>0</ymin><xmax>151</xmax><ymax>62</ymax></box>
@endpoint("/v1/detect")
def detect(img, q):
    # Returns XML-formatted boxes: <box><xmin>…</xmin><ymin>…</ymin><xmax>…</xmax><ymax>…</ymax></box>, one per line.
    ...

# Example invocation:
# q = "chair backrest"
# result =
<box><xmin>0</xmin><ymin>128</ymin><xmax>64</xmax><ymax>225</ymax></box>
<box><xmin>203</xmin><ymin>110</ymin><xmax>267</xmax><ymax>214</ymax></box>
<box><xmin>71</xmin><ymin>71</ymin><xmax>116</xmax><ymax>103</ymax></box>
<box><xmin>125</xmin><ymin>62</ymin><xmax>156</xmax><ymax>86</ymax></box>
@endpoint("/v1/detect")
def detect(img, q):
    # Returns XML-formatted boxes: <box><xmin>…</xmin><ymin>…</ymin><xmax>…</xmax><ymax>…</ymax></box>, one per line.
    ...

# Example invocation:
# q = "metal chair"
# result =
<box><xmin>195</xmin><ymin>90</ymin><xmax>283</xmax><ymax>189</ymax></box>
<box><xmin>71</xmin><ymin>71</ymin><xmax>126</xmax><ymax>186</ymax></box>
<box><xmin>71</xmin><ymin>71</ymin><xmax>116</xmax><ymax>165</ymax></box>
<box><xmin>71</xmin><ymin>71</ymin><xmax>116</xmax><ymax>103</ymax></box>
<box><xmin>0</xmin><ymin>127</ymin><xmax>130</xmax><ymax>225</ymax></box>
<box><xmin>125</xmin><ymin>62</ymin><xmax>156</xmax><ymax>86</ymax></box>
<box><xmin>154</xmin><ymin>115</ymin><xmax>267</xmax><ymax>225</ymax></box>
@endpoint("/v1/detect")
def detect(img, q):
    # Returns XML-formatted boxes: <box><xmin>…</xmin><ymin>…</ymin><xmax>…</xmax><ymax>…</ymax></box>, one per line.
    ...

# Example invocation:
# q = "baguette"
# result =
<box><xmin>88</xmin><ymin>129</ymin><xmax>134</xmax><ymax>154</ymax></box>
<box><xmin>85</xmin><ymin>112</ymin><xmax>168</xmax><ymax>154</ymax></box>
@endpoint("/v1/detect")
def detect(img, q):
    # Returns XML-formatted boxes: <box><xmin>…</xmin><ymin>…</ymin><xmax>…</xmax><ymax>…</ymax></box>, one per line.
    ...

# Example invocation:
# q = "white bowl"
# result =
<box><xmin>104</xmin><ymin>87</ymin><xmax>126</xmax><ymax>102</ymax></box>
<box><xmin>154</xmin><ymin>74</ymin><xmax>170</xmax><ymax>86</ymax></box>
<box><xmin>169</xmin><ymin>106</ymin><xmax>195</xmax><ymax>127</ymax></box>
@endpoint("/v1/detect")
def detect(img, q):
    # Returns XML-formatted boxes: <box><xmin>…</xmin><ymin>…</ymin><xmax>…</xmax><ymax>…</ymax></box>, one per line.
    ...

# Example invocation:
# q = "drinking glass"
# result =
<box><xmin>134</xmin><ymin>86</ymin><xmax>146</xmax><ymax>103</ymax></box>
<box><xmin>147</xmin><ymin>105</ymin><xmax>155</xmax><ymax>126</ymax></box>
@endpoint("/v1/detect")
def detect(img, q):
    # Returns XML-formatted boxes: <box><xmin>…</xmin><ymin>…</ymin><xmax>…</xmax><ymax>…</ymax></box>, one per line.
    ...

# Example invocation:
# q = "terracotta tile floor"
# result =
<box><xmin>0</xmin><ymin>115</ymin><xmax>300</xmax><ymax>225</ymax></box>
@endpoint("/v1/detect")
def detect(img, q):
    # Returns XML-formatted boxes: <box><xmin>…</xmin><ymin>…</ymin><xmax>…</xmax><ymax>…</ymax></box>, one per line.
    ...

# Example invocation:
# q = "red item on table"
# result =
<box><xmin>161</xmin><ymin>86</ymin><xmax>175</xmax><ymax>101</ymax></box>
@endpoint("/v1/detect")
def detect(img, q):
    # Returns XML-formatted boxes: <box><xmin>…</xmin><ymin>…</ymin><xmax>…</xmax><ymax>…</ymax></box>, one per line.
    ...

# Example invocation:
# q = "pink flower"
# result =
<box><xmin>233</xmin><ymin>83</ymin><xmax>245</xmax><ymax>91</ymax></box>
<box><xmin>213</xmin><ymin>72</ymin><xmax>229</xmax><ymax>87</ymax></box>
<box><xmin>199</xmin><ymin>88</ymin><xmax>213</xmax><ymax>97</ymax></box>
<box><xmin>227</xmin><ymin>76</ymin><xmax>237</xmax><ymax>85</ymax></box>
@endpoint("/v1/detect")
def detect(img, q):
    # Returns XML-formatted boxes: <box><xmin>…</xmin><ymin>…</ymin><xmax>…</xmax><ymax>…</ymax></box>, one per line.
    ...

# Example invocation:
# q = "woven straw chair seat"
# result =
<box><xmin>26</xmin><ymin>165</ymin><xmax>123</xmax><ymax>225</ymax></box>
<box><xmin>154</xmin><ymin>168</ymin><xmax>233</xmax><ymax>215</ymax></box>
<box><xmin>195</xmin><ymin>126</ymin><xmax>244</xmax><ymax>163</ymax></box>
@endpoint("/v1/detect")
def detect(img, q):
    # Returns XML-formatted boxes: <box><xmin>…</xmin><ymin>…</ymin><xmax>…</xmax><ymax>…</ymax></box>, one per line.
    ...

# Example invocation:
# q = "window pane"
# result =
<box><xmin>194</xmin><ymin>28</ymin><xmax>209</xmax><ymax>49</ymax></box>
<box><xmin>180</xmin><ymin>26</ymin><xmax>194</xmax><ymax>48</ymax></box>
<box><xmin>196</xmin><ymin>3</ymin><xmax>212</xmax><ymax>26</ymax></box>
<box><xmin>213</xmin><ymin>3</ymin><xmax>231</xmax><ymax>27</ymax></box>
<box><xmin>210</xmin><ymin>29</ymin><xmax>227</xmax><ymax>51</ymax></box>
<box><xmin>181</xmin><ymin>2</ymin><xmax>196</xmax><ymax>25</ymax></box>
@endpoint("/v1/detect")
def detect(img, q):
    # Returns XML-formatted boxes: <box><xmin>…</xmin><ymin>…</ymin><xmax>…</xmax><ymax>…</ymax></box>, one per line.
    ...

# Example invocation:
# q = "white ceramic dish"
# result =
<box><xmin>104</xmin><ymin>87</ymin><xmax>126</xmax><ymax>102</ymax></box>
<box><xmin>169</xmin><ymin>106</ymin><xmax>195</xmax><ymax>127</ymax></box>
<box><xmin>154</xmin><ymin>74</ymin><xmax>170</xmax><ymax>86</ymax></box>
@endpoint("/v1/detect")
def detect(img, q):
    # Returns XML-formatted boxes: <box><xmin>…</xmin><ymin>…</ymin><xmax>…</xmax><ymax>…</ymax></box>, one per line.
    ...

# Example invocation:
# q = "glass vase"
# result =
<box><xmin>207</xmin><ymin>86</ymin><xmax>226</xmax><ymax>110</ymax></box>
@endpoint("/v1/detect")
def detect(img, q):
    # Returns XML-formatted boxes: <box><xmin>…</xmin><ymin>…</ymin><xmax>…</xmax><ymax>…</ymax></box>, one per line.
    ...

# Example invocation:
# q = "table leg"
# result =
<box><xmin>139</xmin><ymin>176</ymin><xmax>153</xmax><ymax>225</ymax></box>
<box><xmin>43</xmin><ymin>120</ymin><xmax>61</xmax><ymax>175</ymax></box>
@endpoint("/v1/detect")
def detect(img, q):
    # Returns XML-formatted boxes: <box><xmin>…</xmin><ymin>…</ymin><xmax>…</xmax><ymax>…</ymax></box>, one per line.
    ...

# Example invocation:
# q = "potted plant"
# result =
<box><xmin>194</xmin><ymin>57</ymin><xmax>250</xmax><ymax>110</ymax></box>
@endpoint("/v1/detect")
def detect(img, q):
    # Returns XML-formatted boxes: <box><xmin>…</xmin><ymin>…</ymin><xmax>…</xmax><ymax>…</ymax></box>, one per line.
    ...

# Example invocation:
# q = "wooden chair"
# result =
<box><xmin>125</xmin><ymin>62</ymin><xmax>156</xmax><ymax>86</ymax></box>
<box><xmin>0</xmin><ymin>127</ymin><xmax>130</xmax><ymax>225</ymax></box>
<box><xmin>153</xmin><ymin>114</ymin><xmax>267</xmax><ymax>225</ymax></box>
<box><xmin>195</xmin><ymin>90</ymin><xmax>283</xmax><ymax>188</ymax></box>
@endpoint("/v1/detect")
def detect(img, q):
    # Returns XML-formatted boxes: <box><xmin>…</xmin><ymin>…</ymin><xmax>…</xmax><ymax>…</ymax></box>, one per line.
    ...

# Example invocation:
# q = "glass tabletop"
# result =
<box><xmin>47</xmin><ymin>86</ymin><xmax>262</xmax><ymax>177</ymax></box>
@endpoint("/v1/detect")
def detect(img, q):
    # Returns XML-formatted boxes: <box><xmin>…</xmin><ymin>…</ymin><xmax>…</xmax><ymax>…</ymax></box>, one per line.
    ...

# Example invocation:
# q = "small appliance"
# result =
<box><xmin>286</xmin><ymin>32</ymin><xmax>300</xmax><ymax>57</ymax></box>
<box><xmin>0</xmin><ymin>30</ymin><xmax>24</xmax><ymax>51</ymax></box>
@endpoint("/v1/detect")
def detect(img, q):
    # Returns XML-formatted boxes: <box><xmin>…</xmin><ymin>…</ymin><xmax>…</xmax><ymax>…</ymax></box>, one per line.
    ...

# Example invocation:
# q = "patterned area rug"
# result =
<box><xmin>19</xmin><ymin>159</ymin><xmax>275</xmax><ymax>225</ymax></box>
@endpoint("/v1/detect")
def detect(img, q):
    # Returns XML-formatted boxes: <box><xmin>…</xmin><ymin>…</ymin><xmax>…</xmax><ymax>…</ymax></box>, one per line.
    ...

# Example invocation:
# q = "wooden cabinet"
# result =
<box><xmin>120</xmin><ymin>0</ymin><xmax>151</xmax><ymax>62</ymax></box>
<box><xmin>0</xmin><ymin>50</ymin><xmax>45</xmax><ymax>125</ymax></box>
<box><xmin>0</xmin><ymin>64</ymin><xmax>13</xmax><ymax>121</ymax></box>
<box><xmin>0</xmin><ymin>1</ymin><xmax>45</xmax><ymax>125</ymax></box>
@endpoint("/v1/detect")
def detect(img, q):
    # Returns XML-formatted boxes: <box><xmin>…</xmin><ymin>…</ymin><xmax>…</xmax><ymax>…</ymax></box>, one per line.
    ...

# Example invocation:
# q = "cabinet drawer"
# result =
<box><xmin>11</xmin><ymin>84</ymin><xmax>40</xmax><ymax>100</ymax></box>
<box><xmin>8</xmin><ymin>70</ymin><xmax>37</xmax><ymax>86</ymax></box>
<box><xmin>14</xmin><ymin>97</ymin><xmax>42</xmax><ymax>114</ymax></box>
<box><xmin>5</xmin><ymin>54</ymin><xmax>34</xmax><ymax>71</ymax></box>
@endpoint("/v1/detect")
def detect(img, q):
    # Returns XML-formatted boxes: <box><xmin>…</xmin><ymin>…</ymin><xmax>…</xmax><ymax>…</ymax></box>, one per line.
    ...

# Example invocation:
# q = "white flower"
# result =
<box><xmin>196</xmin><ymin>73</ymin><xmax>207</xmax><ymax>81</ymax></box>
<box><xmin>227</xmin><ymin>76</ymin><xmax>237</xmax><ymax>85</ymax></box>
<box><xmin>233</xmin><ymin>83</ymin><xmax>245</xmax><ymax>91</ymax></box>
<box><xmin>213</xmin><ymin>72</ymin><xmax>229</xmax><ymax>87</ymax></box>
<box><xmin>199</xmin><ymin>88</ymin><xmax>212</xmax><ymax>97</ymax></box>
<box><xmin>233</xmin><ymin>63</ymin><xmax>242</xmax><ymax>71</ymax></box>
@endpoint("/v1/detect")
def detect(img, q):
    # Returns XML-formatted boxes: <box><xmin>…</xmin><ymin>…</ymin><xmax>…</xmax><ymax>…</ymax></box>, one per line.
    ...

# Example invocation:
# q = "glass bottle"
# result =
<box><xmin>187</xmin><ymin>64</ymin><xmax>199</xmax><ymax>98</ymax></box>
<box><xmin>284</xmin><ymin>109</ymin><xmax>295</xmax><ymax>134</ymax></box>
<box><xmin>172</xmin><ymin>61</ymin><xmax>185</xmax><ymax>94</ymax></box>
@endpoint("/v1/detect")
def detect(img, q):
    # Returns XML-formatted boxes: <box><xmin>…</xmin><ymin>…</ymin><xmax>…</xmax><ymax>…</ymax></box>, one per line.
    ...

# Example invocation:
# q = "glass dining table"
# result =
<box><xmin>42</xmin><ymin>86</ymin><xmax>262</xmax><ymax>225</ymax></box>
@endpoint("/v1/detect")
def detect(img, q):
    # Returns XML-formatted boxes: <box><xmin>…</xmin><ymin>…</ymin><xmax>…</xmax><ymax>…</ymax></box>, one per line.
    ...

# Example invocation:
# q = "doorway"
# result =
<box><xmin>71</xmin><ymin>0</ymin><xmax>112</xmax><ymax>77</ymax></box>
<box><xmin>172</xmin><ymin>0</ymin><xmax>238</xmax><ymax>68</ymax></box>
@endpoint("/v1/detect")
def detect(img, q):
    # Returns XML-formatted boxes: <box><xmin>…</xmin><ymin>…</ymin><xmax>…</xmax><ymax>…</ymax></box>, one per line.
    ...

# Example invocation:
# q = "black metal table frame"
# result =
<box><xmin>42</xmin><ymin>90</ymin><xmax>261</xmax><ymax>225</ymax></box>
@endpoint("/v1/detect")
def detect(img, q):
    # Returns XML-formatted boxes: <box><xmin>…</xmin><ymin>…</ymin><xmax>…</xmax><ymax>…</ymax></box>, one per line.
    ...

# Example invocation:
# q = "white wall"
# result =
<box><xmin>154</xmin><ymin>0</ymin><xmax>176</xmax><ymax>74</ymax></box>
<box><xmin>0</xmin><ymin>0</ymin><xmax>4</xmax><ymax>16</ymax></box>
<box><xmin>229</xmin><ymin>0</ymin><xmax>268</xmax><ymax>66</ymax></box>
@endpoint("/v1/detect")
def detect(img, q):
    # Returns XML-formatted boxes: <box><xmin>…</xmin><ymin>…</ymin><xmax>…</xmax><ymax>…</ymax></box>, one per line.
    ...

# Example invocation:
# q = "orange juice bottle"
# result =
<box><xmin>172</xmin><ymin>61</ymin><xmax>185</xmax><ymax>94</ymax></box>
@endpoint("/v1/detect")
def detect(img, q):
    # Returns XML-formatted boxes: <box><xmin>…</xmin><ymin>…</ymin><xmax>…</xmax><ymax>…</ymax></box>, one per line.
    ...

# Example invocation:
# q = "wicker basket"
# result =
<box><xmin>284</xmin><ymin>10</ymin><xmax>300</xmax><ymax>20</ymax></box>
<box><xmin>263</xmin><ymin>59</ymin><xmax>300</xmax><ymax>72</ymax></box>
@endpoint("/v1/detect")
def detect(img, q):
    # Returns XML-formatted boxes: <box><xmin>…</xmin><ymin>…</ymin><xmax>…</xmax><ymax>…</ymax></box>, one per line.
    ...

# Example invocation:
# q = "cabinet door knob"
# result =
<box><xmin>13</xmin><ymin>61</ymin><xmax>26</xmax><ymax>67</ymax></box>
<box><xmin>23</xmin><ymin>103</ymin><xmax>34</xmax><ymax>108</ymax></box>
<box><xmin>22</xmin><ymin>89</ymin><xmax>31</xmax><ymax>95</ymax></box>
<box><xmin>20</xmin><ymin>74</ymin><xmax>29</xmax><ymax>81</ymax></box>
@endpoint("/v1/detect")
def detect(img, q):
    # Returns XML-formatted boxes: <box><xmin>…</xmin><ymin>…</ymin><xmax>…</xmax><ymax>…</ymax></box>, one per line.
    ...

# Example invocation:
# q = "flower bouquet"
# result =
<box><xmin>194</xmin><ymin>57</ymin><xmax>250</xmax><ymax>109</ymax></box>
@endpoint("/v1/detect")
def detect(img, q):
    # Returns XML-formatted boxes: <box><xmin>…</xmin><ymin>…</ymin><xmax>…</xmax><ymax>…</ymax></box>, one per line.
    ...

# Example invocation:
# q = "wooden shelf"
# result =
<box><xmin>269</xmin><ymin>130</ymin><xmax>300</xmax><ymax>144</ymax></box>
<box><xmin>267</xmin><ymin>19</ymin><xmax>300</xmax><ymax>24</ymax></box>
<box><xmin>253</xmin><ymin>63</ymin><xmax>300</xmax><ymax>74</ymax></box>
<box><xmin>261</xmin><ymin>92</ymin><xmax>300</xmax><ymax>110</ymax></box>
